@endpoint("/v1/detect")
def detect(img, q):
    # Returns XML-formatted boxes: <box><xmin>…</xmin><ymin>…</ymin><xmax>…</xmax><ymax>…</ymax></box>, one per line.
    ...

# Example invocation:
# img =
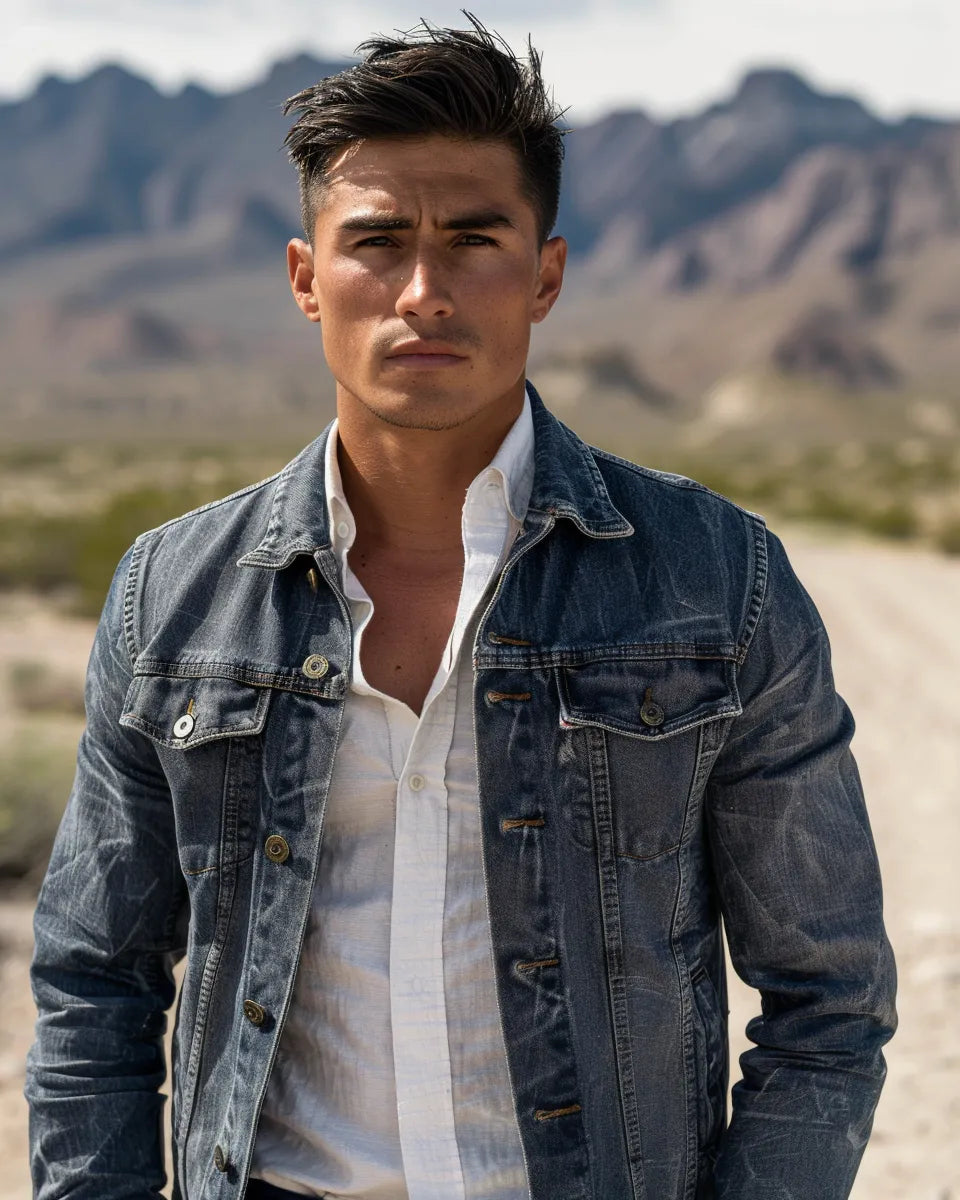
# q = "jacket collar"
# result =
<box><xmin>524</xmin><ymin>382</ymin><xmax>633</xmax><ymax>538</ymax></box>
<box><xmin>238</xmin><ymin>381</ymin><xmax>632</xmax><ymax>571</ymax></box>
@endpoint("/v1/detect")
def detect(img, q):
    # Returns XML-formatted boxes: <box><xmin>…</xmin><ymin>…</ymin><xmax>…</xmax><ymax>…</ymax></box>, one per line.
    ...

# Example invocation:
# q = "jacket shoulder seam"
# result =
<box><xmin>122</xmin><ymin>537</ymin><xmax>145</xmax><ymax>665</ymax></box>
<box><xmin>736</xmin><ymin>514</ymin><xmax>770</xmax><ymax>664</ymax></box>
<box><xmin>140</xmin><ymin>471</ymin><xmax>282</xmax><ymax>538</ymax></box>
<box><xmin>588</xmin><ymin>445</ymin><xmax>763</xmax><ymax>519</ymax></box>
<box><xmin>122</xmin><ymin>472</ymin><xmax>284</xmax><ymax>664</ymax></box>
<box><xmin>589</xmin><ymin>445</ymin><xmax>769</xmax><ymax>665</ymax></box>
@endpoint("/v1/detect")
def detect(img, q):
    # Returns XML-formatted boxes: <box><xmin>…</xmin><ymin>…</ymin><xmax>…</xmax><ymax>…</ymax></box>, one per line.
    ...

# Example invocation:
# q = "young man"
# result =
<box><xmin>27</xmin><ymin>20</ymin><xmax>896</xmax><ymax>1200</ymax></box>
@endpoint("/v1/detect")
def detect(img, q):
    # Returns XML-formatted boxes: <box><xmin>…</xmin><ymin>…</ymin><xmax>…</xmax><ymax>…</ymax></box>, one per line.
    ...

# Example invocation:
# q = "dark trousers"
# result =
<box><xmin>245</xmin><ymin>1181</ymin><xmax>315</xmax><ymax>1200</ymax></box>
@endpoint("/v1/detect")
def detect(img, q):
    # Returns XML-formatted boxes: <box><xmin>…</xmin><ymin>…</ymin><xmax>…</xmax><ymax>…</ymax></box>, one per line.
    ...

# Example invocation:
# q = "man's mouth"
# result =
<box><xmin>385</xmin><ymin>341</ymin><xmax>469</xmax><ymax>367</ymax></box>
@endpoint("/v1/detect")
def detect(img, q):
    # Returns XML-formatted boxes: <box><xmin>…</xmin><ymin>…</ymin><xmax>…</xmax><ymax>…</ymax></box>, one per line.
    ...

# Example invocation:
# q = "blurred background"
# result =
<box><xmin>1</xmin><ymin>2</ymin><xmax>958</xmax><ymax>1196</ymax></box>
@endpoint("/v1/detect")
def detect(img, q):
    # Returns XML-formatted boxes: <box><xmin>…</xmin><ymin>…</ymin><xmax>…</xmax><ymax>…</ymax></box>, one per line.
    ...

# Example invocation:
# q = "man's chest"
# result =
<box><xmin>351</xmin><ymin>557</ymin><xmax>464</xmax><ymax>713</ymax></box>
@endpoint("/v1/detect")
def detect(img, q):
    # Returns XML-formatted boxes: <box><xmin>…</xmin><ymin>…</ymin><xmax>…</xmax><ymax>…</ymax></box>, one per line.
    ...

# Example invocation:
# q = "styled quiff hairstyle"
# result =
<box><xmin>282</xmin><ymin>15</ymin><xmax>566</xmax><ymax>245</ymax></box>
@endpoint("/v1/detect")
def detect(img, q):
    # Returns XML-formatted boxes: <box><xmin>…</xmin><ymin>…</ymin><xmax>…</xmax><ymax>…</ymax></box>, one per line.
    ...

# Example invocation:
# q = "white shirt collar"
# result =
<box><xmin>324</xmin><ymin>385</ymin><xmax>535</xmax><ymax>557</ymax></box>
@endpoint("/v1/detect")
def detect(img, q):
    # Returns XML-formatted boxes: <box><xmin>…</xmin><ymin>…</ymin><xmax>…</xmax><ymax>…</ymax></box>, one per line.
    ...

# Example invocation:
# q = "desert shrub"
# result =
<box><xmin>935</xmin><ymin>519</ymin><xmax>960</xmax><ymax>555</ymax></box>
<box><xmin>71</xmin><ymin>486</ymin><xmax>219</xmax><ymax>616</ymax></box>
<box><xmin>6</xmin><ymin>660</ymin><xmax>85</xmax><ymax>716</ymax></box>
<box><xmin>794</xmin><ymin>489</ymin><xmax>863</xmax><ymax>526</ymax></box>
<box><xmin>0</xmin><ymin>731</ymin><xmax>78</xmax><ymax>882</ymax></box>
<box><xmin>863</xmin><ymin>503</ymin><xmax>919</xmax><ymax>540</ymax></box>
<box><xmin>0</xmin><ymin>478</ymin><xmax>253</xmax><ymax>617</ymax></box>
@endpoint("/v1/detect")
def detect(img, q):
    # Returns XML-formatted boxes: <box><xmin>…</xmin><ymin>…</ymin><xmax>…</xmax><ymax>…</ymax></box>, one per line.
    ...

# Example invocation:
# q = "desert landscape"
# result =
<box><xmin>2</xmin><ymin>41</ymin><xmax>960</xmax><ymax>1198</ymax></box>
<box><xmin>0</xmin><ymin>525</ymin><xmax>957</xmax><ymax>1198</ymax></box>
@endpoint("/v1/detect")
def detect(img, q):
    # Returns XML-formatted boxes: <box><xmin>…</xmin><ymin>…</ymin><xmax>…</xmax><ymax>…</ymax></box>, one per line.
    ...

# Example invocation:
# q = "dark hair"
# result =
<box><xmin>282</xmin><ymin>14</ymin><xmax>566</xmax><ymax>245</ymax></box>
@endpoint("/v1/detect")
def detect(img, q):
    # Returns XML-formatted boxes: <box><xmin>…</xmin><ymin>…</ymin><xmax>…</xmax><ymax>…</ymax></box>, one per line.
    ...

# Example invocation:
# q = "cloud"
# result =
<box><xmin>2</xmin><ymin>0</ymin><xmax>959</xmax><ymax>121</ymax></box>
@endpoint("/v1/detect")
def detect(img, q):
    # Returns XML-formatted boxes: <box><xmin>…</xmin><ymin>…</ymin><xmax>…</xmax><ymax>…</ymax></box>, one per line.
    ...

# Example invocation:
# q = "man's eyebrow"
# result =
<box><xmin>337</xmin><ymin>210</ymin><xmax>517</xmax><ymax>233</ymax></box>
<box><xmin>443</xmin><ymin>210</ymin><xmax>517</xmax><ymax>232</ymax></box>
<box><xmin>338</xmin><ymin>214</ymin><xmax>413</xmax><ymax>232</ymax></box>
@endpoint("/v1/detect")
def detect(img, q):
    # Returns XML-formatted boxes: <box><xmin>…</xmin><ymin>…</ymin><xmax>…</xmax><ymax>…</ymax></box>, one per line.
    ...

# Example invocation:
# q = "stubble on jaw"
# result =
<box><xmin>337</xmin><ymin>376</ymin><xmax>527</xmax><ymax>434</ymax></box>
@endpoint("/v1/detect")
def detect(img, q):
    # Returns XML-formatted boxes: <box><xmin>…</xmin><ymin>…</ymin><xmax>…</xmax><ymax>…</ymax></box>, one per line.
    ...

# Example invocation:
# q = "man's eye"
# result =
<box><xmin>356</xmin><ymin>236</ymin><xmax>395</xmax><ymax>248</ymax></box>
<box><xmin>459</xmin><ymin>234</ymin><xmax>495</xmax><ymax>246</ymax></box>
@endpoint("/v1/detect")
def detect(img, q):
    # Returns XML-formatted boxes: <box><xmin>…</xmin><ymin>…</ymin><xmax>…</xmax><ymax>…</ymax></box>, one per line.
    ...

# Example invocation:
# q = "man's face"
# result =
<box><xmin>287</xmin><ymin>134</ymin><xmax>566</xmax><ymax>431</ymax></box>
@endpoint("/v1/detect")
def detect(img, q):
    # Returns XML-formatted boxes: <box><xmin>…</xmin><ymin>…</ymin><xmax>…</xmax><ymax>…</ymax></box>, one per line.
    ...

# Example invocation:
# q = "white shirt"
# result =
<box><xmin>252</xmin><ymin>393</ymin><xmax>534</xmax><ymax>1199</ymax></box>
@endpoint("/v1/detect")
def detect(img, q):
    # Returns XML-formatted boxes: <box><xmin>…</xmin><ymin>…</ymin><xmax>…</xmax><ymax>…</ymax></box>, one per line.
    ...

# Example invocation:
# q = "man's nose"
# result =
<box><xmin>395</xmin><ymin>255</ymin><xmax>455</xmax><ymax>320</ymax></box>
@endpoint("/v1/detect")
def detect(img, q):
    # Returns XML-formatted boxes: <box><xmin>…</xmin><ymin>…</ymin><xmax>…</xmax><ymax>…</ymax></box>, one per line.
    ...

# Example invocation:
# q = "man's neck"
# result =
<box><xmin>335</xmin><ymin>388</ymin><xmax>525</xmax><ymax>557</ymax></box>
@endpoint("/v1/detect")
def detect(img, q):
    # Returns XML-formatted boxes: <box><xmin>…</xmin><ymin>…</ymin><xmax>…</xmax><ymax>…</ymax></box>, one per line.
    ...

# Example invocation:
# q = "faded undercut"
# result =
<box><xmin>282</xmin><ymin>14</ymin><xmax>566</xmax><ymax>245</ymax></box>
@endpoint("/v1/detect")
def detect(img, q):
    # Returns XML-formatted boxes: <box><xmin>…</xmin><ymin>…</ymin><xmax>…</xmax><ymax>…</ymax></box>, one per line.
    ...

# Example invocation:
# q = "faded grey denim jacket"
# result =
<box><xmin>27</xmin><ymin>387</ymin><xmax>896</xmax><ymax>1199</ymax></box>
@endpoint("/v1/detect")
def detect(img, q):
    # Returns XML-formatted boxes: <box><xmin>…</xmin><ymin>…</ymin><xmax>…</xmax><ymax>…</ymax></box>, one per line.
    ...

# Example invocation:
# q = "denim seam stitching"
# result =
<box><xmin>590</xmin><ymin>445</ymin><xmax>769</xmax><ymax>522</ymax></box>
<box><xmin>132</xmin><ymin>660</ymin><xmax>345</xmax><ymax>700</ymax></box>
<box><xmin>175</xmin><ymin>737</ymin><xmax>249</xmax><ymax>1143</ymax></box>
<box><xmin>476</xmin><ymin>645</ymin><xmax>741</xmax><ymax>670</ymax></box>
<box><xmin>123</xmin><ymin>533</ymin><xmax>148</xmax><ymax>664</ymax></box>
<box><xmin>588</xmin><ymin>726</ymin><xmax>647</xmax><ymax>1199</ymax></box>
<box><xmin>737</xmin><ymin>515</ymin><xmax>770</xmax><ymax>659</ymax></box>
<box><xmin>671</xmin><ymin>721</ymin><xmax>711</xmax><ymax>1200</ymax></box>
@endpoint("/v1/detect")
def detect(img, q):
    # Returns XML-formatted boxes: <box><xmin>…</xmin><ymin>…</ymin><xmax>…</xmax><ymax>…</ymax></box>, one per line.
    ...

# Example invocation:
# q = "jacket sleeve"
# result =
<box><xmin>706</xmin><ymin>528</ymin><xmax>897</xmax><ymax>1198</ymax></box>
<box><xmin>25</xmin><ymin>545</ymin><xmax>188</xmax><ymax>1199</ymax></box>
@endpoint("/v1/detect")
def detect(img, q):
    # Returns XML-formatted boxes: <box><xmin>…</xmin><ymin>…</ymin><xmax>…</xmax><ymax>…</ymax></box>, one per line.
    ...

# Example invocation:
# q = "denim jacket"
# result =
<box><xmin>27</xmin><ymin>387</ymin><xmax>896</xmax><ymax>1200</ymax></box>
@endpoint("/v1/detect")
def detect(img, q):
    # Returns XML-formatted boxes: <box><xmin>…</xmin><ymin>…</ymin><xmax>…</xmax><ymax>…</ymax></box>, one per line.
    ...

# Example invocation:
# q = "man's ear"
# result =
<box><xmin>287</xmin><ymin>238</ymin><xmax>322</xmax><ymax>323</ymax></box>
<box><xmin>531</xmin><ymin>235</ymin><xmax>567</xmax><ymax>324</ymax></box>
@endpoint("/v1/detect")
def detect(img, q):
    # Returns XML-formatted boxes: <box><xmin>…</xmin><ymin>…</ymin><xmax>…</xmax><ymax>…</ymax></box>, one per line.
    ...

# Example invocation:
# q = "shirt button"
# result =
<box><xmin>172</xmin><ymin>713</ymin><xmax>195</xmax><ymax>739</ymax></box>
<box><xmin>301</xmin><ymin>653</ymin><xmax>329</xmax><ymax>679</ymax></box>
<box><xmin>408</xmin><ymin>773</ymin><xmax>425</xmax><ymax>792</ymax></box>
<box><xmin>213</xmin><ymin>1144</ymin><xmax>228</xmax><ymax>1172</ymax></box>
<box><xmin>242</xmin><ymin>999</ymin><xmax>267</xmax><ymax>1026</ymax></box>
<box><xmin>264</xmin><ymin>834</ymin><xmax>290</xmax><ymax>864</ymax></box>
<box><xmin>336</xmin><ymin>520</ymin><xmax>351</xmax><ymax>539</ymax></box>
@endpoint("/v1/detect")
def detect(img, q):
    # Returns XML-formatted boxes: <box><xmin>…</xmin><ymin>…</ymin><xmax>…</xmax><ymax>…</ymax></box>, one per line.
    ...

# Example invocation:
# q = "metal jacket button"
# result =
<box><xmin>301</xmin><ymin>653</ymin><xmax>329</xmax><ymax>679</ymax></box>
<box><xmin>213</xmin><ymin>1144</ymin><xmax>228</xmax><ymax>1172</ymax></box>
<box><xmin>242</xmin><ymin>999</ymin><xmax>267</xmax><ymax>1026</ymax></box>
<box><xmin>264</xmin><ymin>834</ymin><xmax>290</xmax><ymax>864</ymax></box>
<box><xmin>173</xmin><ymin>713</ymin><xmax>195</xmax><ymax>739</ymax></box>
<box><xmin>640</xmin><ymin>688</ymin><xmax>665</xmax><ymax>727</ymax></box>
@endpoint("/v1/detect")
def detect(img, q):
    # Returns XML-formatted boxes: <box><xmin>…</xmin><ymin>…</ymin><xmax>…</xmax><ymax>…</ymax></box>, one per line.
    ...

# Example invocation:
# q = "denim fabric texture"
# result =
<box><xmin>26</xmin><ymin>386</ymin><xmax>896</xmax><ymax>1200</ymax></box>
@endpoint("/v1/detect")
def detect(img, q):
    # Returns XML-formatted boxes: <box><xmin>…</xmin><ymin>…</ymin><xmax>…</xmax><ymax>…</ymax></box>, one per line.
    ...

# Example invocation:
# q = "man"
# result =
<box><xmin>27</xmin><ymin>18</ymin><xmax>896</xmax><ymax>1200</ymax></box>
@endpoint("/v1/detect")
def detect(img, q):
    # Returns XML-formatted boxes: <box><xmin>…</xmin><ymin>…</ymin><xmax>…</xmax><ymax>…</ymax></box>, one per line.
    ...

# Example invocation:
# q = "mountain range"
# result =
<box><xmin>2</xmin><ymin>55</ymin><xmax>960</xmax><ymax>446</ymax></box>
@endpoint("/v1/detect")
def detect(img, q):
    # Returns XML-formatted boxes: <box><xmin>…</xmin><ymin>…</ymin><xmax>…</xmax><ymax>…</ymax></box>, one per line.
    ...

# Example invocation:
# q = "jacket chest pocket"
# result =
<box><xmin>558</xmin><ymin>656</ymin><xmax>740</xmax><ymax>860</ymax></box>
<box><xmin>120</xmin><ymin>670</ymin><xmax>273</xmax><ymax>876</ymax></box>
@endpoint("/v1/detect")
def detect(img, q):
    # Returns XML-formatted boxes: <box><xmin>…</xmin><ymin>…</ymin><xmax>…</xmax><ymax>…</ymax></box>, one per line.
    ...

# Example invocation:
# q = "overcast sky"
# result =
<box><xmin>4</xmin><ymin>0</ymin><xmax>959</xmax><ymax>121</ymax></box>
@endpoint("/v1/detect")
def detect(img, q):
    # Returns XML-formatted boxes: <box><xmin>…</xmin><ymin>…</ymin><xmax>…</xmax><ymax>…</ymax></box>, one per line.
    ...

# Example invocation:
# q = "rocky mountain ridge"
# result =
<box><xmin>2</xmin><ymin>57</ymin><xmax>953</xmax><ymax>265</ymax></box>
<box><xmin>2</xmin><ymin>55</ymin><xmax>960</xmax><ymax>439</ymax></box>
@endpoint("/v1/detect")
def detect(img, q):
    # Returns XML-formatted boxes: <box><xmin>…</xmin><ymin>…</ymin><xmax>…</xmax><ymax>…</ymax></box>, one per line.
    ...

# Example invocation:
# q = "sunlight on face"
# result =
<box><xmin>289</xmin><ymin>135</ymin><xmax>565</xmax><ymax>432</ymax></box>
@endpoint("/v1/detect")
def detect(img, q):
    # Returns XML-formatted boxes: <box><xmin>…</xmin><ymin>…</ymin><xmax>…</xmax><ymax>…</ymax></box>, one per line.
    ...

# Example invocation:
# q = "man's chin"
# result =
<box><xmin>364</xmin><ymin>405</ymin><xmax>473</xmax><ymax>433</ymax></box>
<box><xmin>346</xmin><ymin>385</ymin><xmax>482</xmax><ymax>432</ymax></box>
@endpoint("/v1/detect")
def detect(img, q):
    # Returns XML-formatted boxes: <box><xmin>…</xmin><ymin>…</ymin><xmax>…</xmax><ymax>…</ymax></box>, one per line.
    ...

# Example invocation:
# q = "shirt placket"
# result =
<box><xmin>389</xmin><ymin>476</ymin><xmax>512</xmax><ymax>1199</ymax></box>
<box><xmin>389</xmin><ymin>678</ymin><xmax>463</xmax><ymax>1199</ymax></box>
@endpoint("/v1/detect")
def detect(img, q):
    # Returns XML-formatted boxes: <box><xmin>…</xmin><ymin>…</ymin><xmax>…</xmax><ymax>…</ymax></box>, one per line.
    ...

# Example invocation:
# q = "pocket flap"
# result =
<box><xmin>559</xmin><ymin>657</ymin><xmax>740</xmax><ymax>740</ymax></box>
<box><xmin>120</xmin><ymin>672</ymin><xmax>271</xmax><ymax>749</ymax></box>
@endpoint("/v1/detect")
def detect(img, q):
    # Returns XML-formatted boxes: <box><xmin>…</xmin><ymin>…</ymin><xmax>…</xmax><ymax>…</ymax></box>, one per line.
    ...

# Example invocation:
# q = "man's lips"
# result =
<box><xmin>385</xmin><ymin>342</ymin><xmax>469</xmax><ymax>366</ymax></box>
